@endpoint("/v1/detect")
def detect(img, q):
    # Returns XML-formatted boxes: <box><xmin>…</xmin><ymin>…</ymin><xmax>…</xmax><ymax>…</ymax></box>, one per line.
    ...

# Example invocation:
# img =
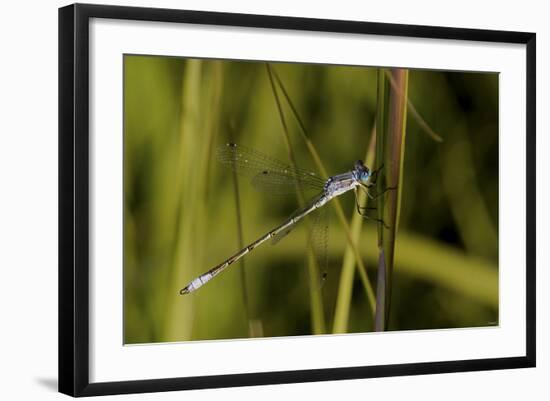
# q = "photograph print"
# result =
<box><xmin>123</xmin><ymin>55</ymin><xmax>498</xmax><ymax>344</ymax></box>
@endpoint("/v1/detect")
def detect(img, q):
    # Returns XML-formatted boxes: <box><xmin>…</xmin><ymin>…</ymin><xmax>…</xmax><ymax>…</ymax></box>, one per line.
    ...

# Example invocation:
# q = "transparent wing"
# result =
<box><xmin>270</xmin><ymin>208</ymin><xmax>300</xmax><ymax>245</ymax></box>
<box><xmin>268</xmin><ymin>196</ymin><xmax>329</xmax><ymax>291</ymax></box>
<box><xmin>270</xmin><ymin>193</ymin><xmax>325</xmax><ymax>245</ymax></box>
<box><xmin>273</xmin><ymin>205</ymin><xmax>330</xmax><ymax>290</ymax></box>
<box><xmin>250</xmin><ymin>170</ymin><xmax>320</xmax><ymax>194</ymax></box>
<box><xmin>217</xmin><ymin>143</ymin><xmax>325</xmax><ymax>194</ymax></box>
<box><xmin>309</xmin><ymin>205</ymin><xmax>329</xmax><ymax>291</ymax></box>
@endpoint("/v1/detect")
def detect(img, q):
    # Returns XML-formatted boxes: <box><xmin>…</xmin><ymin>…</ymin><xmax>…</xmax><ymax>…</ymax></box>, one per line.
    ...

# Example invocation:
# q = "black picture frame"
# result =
<box><xmin>58</xmin><ymin>3</ymin><xmax>536</xmax><ymax>397</ymax></box>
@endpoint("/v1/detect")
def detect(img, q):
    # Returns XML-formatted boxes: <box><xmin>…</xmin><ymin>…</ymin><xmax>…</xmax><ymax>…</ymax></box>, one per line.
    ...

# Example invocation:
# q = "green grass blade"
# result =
<box><xmin>266</xmin><ymin>64</ymin><xmax>326</xmax><ymax>334</ymax></box>
<box><xmin>375</xmin><ymin>68</ymin><xmax>409</xmax><ymax>330</ymax></box>
<box><xmin>229</xmin><ymin>141</ymin><xmax>253</xmax><ymax>336</ymax></box>
<box><xmin>384</xmin><ymin>69</ymin><xmax>443</xmax><ymax>143</ymax></box>
<box><xmin>165</xmin><ymin>60</ymin><xmax>226</xmax><ymax>341</ymax></box>
<box><xmin>270</xmin><ymin>67</ymin><xmax>376</xmax><ymax>315</ymax></box>
<box><xmin>164</xmin><ymin>59</ymin><xmax>205</xmax><ymax>341</ymax></box>
<box><xmin>333</xmin><ymin>127</ymin><xmax>376</xmax><ymax>333</ymax></box>
<box><xmin>248</xmin><ymin>223</ymin><xmax>498</xmax><ymax>310</ymax></box>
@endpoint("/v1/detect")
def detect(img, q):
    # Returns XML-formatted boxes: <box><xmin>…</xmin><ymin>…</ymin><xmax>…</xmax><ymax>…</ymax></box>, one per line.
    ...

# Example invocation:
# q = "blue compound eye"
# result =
<box><xmin>353</xmin><ymin>160</ymin><xmax>371</xmax><ymax>183</ymax></box>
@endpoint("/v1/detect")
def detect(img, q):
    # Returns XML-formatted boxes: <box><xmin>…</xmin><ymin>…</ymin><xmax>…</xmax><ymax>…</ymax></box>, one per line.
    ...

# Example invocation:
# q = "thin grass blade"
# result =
<box><xmin>266</xmin><ymin>64</ymin><xmax>327</xmax><ymax>334</ymax></box>
<box><xmin>270</xmin><ymin>66</ymin><xmax>376</xmax><ymax>313</ymax></box>
<box><xmin>374</xmin><ymin>68</ymin><xmax>409</xmax><ymax>330</ymax></box>
<box><xmin>333</xmin><ymin>126</ymin><xmax>376</xmax><ymax>333</ymax></box>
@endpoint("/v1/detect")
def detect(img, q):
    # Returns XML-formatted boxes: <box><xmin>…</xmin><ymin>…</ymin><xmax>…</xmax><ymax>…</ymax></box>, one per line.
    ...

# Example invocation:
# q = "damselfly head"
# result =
<box><xmin>353</xmin><ymin>160</ymin><xmax>371</xmax><ymax>184</ymax></box>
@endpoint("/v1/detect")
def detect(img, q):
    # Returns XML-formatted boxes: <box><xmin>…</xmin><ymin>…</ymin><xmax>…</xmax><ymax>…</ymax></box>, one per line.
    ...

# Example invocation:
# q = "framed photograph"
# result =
<box><xmin>58</xmin><ymin>3</ymin><xmax>536</xmax><ymax>397</ymax></box>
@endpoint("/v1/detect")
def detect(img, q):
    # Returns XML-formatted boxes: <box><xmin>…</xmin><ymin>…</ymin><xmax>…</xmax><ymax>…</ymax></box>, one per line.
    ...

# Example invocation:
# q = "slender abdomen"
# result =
<box><xmin>180</xmin><ymin>198</ymin><xmax>323</xmax><ymax>294</ymax></box>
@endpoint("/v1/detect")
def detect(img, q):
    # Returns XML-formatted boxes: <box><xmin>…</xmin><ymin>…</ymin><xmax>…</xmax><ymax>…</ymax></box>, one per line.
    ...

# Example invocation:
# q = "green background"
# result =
<box><xmin>124</xmin><ymin>55</ymin><xmax>498</xmax><ymax>344</ymax></box>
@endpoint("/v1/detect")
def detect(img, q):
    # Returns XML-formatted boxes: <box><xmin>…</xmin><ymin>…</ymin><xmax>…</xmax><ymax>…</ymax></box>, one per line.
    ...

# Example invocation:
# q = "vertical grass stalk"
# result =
<box><xmin>333</xmin><ymin>128</ymin><xmax>376</xmax><ymax>333</ymax></box>
<box><xmin>229</xmin><ymin>129</ymin><xmax>254</xmax><ymax>337</ymax></box>
<box><xmin>165</xmin><ymin>60</ymin><xmax>223</xmax><ymax>341</ymax></box>
<box><xmin>164</xmin><ymin>59</ymin><xmax>204</xmax><ymax>341</ymax></box>
<box><xmin>270</xmin><ymin>67</ymin><xmax>376</xmax><ymax>316</ymax></box>
<box><xmin>374</xmin><ymin>68</ymin><xmax>409</xmax><ymax>331</ymax></box>
<box><xmin>266</xmin><ymin>64</ymin><xmax>326</xmax><ymax>334</ymax></box>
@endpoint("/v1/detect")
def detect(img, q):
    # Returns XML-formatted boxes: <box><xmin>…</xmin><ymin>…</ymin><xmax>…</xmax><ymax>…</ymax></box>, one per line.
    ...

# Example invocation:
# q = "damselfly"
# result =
<box><xmin>180</xmin><ymin>143</ymin><xmax>386</xmax><ymax>295</ymax></box>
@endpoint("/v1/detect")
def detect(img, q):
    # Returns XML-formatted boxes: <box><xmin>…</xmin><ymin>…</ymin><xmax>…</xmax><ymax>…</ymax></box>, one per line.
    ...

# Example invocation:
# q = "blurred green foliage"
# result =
<box><xmin>124</xmin><ymin>55</ymin><xmax>498</xmax><ymax>344</ymax></box>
